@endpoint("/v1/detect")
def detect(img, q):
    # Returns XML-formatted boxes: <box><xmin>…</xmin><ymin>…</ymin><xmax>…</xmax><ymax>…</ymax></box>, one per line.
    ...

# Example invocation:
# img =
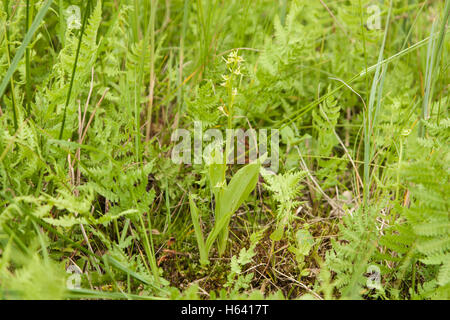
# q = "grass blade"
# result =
<box><xmin>189</xmin><ymin>195</ymin><xmax>208</xmax><ymax>265</ymax></box>
<box><xmin>58</xmin><ymin>0</ymin><xmax>92</xmax><ymax>139</ymax></box>
<box><xmin>0</xmin><ymin>0</ymin><xmax>53</xmax><ymax>100</ymax></box>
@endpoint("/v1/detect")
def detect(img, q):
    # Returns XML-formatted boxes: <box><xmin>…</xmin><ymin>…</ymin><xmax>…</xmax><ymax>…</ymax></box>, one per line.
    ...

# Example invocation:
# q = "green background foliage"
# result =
<box><xmin>0</xmin><ymin>0</ymin><xmax>448</xmax><ymax>300</ymax></box>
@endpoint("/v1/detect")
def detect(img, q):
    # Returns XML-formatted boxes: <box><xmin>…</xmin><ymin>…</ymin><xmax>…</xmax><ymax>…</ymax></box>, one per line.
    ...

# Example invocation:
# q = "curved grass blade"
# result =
<box><xmin>189</xmin><ymin>195</ymin><xmax>208</xmax><ymax>265</ymax></box>
<box><xmin>0</xmin><ymin>0</ymin><xmax>54</xmax><ymax>100</ymax></box>
<box><xmin>66</xmin><ymin>288</ymin><xmax>164</xmax><ymax>300</ymax></box>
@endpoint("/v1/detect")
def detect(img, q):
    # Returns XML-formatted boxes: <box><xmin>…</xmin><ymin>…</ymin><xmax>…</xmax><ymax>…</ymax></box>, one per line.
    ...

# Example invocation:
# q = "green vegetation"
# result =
<box><xmin>0</xmin><ymin>0</ymin><xmax>449</xmax><ymax>300</ymax></box>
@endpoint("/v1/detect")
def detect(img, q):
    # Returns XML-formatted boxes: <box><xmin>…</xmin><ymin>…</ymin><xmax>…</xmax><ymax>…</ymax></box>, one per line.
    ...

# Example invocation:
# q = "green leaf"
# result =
<box><xmin>43</xmin><ymin>216</ymin><xmax>87</xmax><ymax>227</ymax></box>
<box><xmin>189</xmin><ymin>195</ymin><xmax>209</xmax><ymax>265</ymax></box>
<box><xmin>208</xmin><ymin>162</ymin><xmax>226</xmax><ymax>198</ymax></box>
<box><xmin>206</xmin><ymin>162</ymin><xmax>260</xmax><ymax>252</ymax></box>
<box><xmin>220</xmin><ymin>162</ymin><xmax>260</xmax><ymax>216</ymax></box>
<box><xmin>270</xmin><ymin>226</ymin><xmax>284</xmax><ymax>241</ymax></box>
<box><xmin>295</xmin><ymin>229</ymin><xmax>315</xmax><ymax>256</ymax></box>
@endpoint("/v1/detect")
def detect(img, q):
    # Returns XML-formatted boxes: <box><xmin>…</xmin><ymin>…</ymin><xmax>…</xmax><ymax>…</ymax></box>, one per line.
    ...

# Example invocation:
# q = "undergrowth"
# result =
<box><xmin>0</xmin><ymin>0</ymin><xmax>449</xmax><ymax>300</ymax></box>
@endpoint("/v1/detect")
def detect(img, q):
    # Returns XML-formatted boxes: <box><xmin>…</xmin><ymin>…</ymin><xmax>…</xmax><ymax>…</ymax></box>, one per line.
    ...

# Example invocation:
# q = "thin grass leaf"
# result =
<box><xmin>0</xmin><ymin>0</ymin><xmax>54</xmax><ymax>100</ymax></box>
